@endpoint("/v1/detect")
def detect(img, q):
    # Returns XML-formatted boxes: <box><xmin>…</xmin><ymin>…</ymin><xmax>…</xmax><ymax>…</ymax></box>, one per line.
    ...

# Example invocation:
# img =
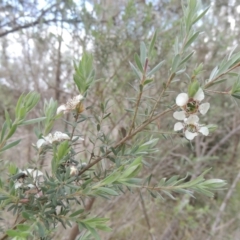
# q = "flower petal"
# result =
<box><xmin>44</xmin><ymin>134</ymin><xmax>53</xmax><ymax>144</ymax></box>
<box><xmin>75</xmin><ymin>95</ymin><xmax>84</xmax><ymax>102</ymax></box>
<box><xmin>173</xmin><ymin>111</ymin><xmax>186</xmax><ymax>120</ymax></box>
<box><xmin>174</xmin><ymin>122</ymin><xmax>184</xmax><ymax>131</ymax></box>
<box><xmin>193</xmin><ymin>88</ymin><xmax>204</xmax><ymax>101</ymax></box>
<box><xmin>199</xmin><ymin>102</ymin><xmax>210</xmax><ymax>115</ymax></box>
<box><xmin>22</xmin><ymin>168</ymin><xmax>34</xmax><ymax>175</ymax></box>
<box><xmin>176</xmin><ymin>93</ymin><xmax>189</xmax><ymax>106</ymax></box>
<box><xmin>15</xmin><ymin>182</ymin><xmax>22</xmax><ymax>189</ymax></box>
<box><xmin>185</xmin><ymin>130</ymin><xmax>198</xmax><ymax>140</ymax></box>
<box><xmin>70</xmin><ymin>166</ymin><xmax>78</xmax><ymax>176</ymax></box>
<box><xmin>57</xmin><ymin>105</ymin><xmax>67</xmax><ymax>115</ymax></box>
<box><xmin>22</xmin><ymin>169</ymin><xmax>43</xmax><ymax>179</ymax></box>
<box><xmin>31</xmin><ymin>169</ymin><xmax>43</xmax><ymax>178</ymax></box>
<box><xmin>36</xmin><ymin>139</ymin><xmax>46</xmax><ymax>149</ymax></box>
<box><xmin>199</xmin><ymin>126</ymin><xmax>209</xmax><ymax>136</ymax></box>
<box><xmin>185</xmin><ymin>115</ymin><xmax>199</xmax><ymax>124</ymax></box>
<box><xmin>54</xmin><ymin>131</ymin><xmax>70</xmax><ymax>141</ymax></box>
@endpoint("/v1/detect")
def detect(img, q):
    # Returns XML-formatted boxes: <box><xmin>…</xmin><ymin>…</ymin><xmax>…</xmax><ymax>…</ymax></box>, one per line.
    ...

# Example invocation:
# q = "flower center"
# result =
<box><xmin>184</xmin><ymin>99</ymin><xmax>199</xmax><ymax>114</ymax></box>
<box><xmin>185</xmin><ymin>124</ymin><xmax>198</xmax><ymax>133</ymax></box>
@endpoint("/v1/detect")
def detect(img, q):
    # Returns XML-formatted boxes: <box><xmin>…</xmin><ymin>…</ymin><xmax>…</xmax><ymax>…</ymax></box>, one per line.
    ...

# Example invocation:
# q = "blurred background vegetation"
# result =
<box><xmin>1</xmin><ymin>0</ymin><xmax>240</xmax><ymax>239</ymax></box>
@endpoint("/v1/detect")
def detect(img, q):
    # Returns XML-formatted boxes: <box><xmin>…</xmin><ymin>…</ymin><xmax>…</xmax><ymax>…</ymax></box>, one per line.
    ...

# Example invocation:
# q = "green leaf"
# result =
<box><xmin>162</xmin><ymin>190</ymin><xmax>176</xmax><ymax>200</ymax></box>
<box><xmin>118</xmin><ymin>177</ymin><xmax>142</xmax><ymax>187</ymax></box>
<box><xmin>165</xmin><ymin>175</ymin><xmax>179</xmax><ymax>185</ymax></box>
<box><xmin>192</xmin><ymin>7</ymin><xmax>210</xmax><ymax>25</ymax></box>
<box><xmin>101</xmin><ymin>172</ymin><xmax>120</xmax><ymax>185</ymax></box>
<box><xmin>149</xmin><ymin>31</ymin><xmax>157</xmax><ymax>56</ymax></box>
<box><xmin>88</xmin><ymin>226</ymin><xmax>101</xmax><ymax>240</ymax></box>
<box><xmin>232</xmin><ymin>93</ymin><xmax>240</xmax><ymax>99</ymax></box>
<box><xmin>0</xmin><ymin>139</ymin><xmax>21</xmax><ymax>153</ymax></box>
<box><xmin>15</xmin><ymin>93</ymin><xmax>24</xmax><ymax>119</ymax></box>
<box><xmin>69</xmin><ymin>209</ymin><xmax>84</xmax><ymax>218</ymax></box>
<box><xmin>0</xmin><ymin>195</ymin><xmax>9</xmax><ymax>200</ymax></box>
<box><xmin>171</xmin><ymin>54</ymin><xmax>181</xmax><ymax>73</ymax></box>
<box><xmin>96</xmin><ymin>187</ymin><xmax>119</xmax><ymax>196</ymax></box>
<box><xmin>17</xmin><ymin>224</ymin><xmax>30</xmax><ymax>232</ymax></box>
<box><xmin>22</xmin><ymin>211</ymin><xmax>31</xmax><ymax>220</ymax></box>
<box><xmin>5</xmin><ymin>110</ymin><xmax>12</xmax><ymax>128</ymax></box>
<box><xmin>140</xmin><ymin>138</ymin><xmax>158</xmax><ymax>147</ymax></box>
<box><xmin>180</xmin><ymin>51</ymin><xmax>194</xmax><ymax>65</ymax></box>
<box><xmin>208</xmin><ymin>66</ymin><xmax>218</xmax><ymax>82</ymax></box>
<box><xmin>1</xmin><ymin>121</ymin><xmax>8</xmax><ymax>142</ymax></box>
<box><xmin>188</xmin><ymin>80</ymin><xmax>200</xmax><ymax>97</ymax></box>
<box><xmin>129</xmin><ymin>61</ymin><xmax>142</xmax><ymax>79</ymax></box>
<box><xmin>8</xmin><ymin>163</ymin><xmax>17</xmax><ymax>175</ymax></box>
<box><xmin>184</xmin><ymin>31</ymin><xmax>200</xmax><ymax>50</ymax></box>
<box><xmin>231</xmin><ymin>76</ymin><xmax>240</xmax><ymax>99</ymax></box>
<box><xmin>103</xmin><ymin>113</ymin><xmax>111</xmax><ymax>119</ymax></box>
<box><xmin>134</xmin><ymin>53</ymin><xmax>143</xmax><ymax>72</ymax></box>
<box><xmin>73</xmin><ymin>53</ymin><xmax>95</xmax><ymax>94</ymax></box>
<box><xmin>37</xmin><ymin>222</ymin><xmax>45</xmax><ymax>238</ymax></box>
<box><xmin>205</xmin><ymin>79</ymin><xmax>227</xmax><ymax>88</ymax></box>
<box><xmin>121</xmin><ymin>165</ymin><xmax>141</xmax><ymax>179</ymax></box>
<box><xmin>147</xmin><ymin>60</ymin><xmax>165</xmax><ymax>77</ymax></box>
<box><xmin>143</xmin><ymin>79</ymin><xmax>154</xmax><ymax>86</ymax></box>
<box><xmin>19</xmin><ymin>117</ymin><xmax>46</xmax><ymax>126</ymax></box>
<box><xmin>140</xmin><ymin>42</ymin><xmax>147</xmax><ymax>66</ymax></box>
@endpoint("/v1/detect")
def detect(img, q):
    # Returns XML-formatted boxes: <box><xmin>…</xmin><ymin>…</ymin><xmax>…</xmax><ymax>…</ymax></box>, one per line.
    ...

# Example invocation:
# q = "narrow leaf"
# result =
<box><xmin>149</xmin><ymin>31</ymin><xmax>157</xmax><ymax>56</ymax></box>
<box><xmin>19</xmin><ymin>117</ymin><xmax>46</xmax><ymax>126</ymax></box>
<box><xmin>147</xmin><ymin>60</ymin><xmax>165</xmax><ymax>77</ymax></box>
<box><xmin>134</xmin><ymin>53</ymin><xmax>143</xmax><ymax>72</ymax></box>
<box><xmin>129</xmin><ymin>61</ymin><xmax>142</xmax><ymax>79</ymax></box>
<box><xmin>0</xmin><ymin>139</ymin><xmax>21</xmax><ymax>153</ymax></box>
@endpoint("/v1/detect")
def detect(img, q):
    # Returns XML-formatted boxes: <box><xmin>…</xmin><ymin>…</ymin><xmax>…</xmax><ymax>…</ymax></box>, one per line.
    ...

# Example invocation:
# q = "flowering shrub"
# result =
<box><xmin>2</xmin><ymin>1</ymin><xmax>240</xmax><ymax>239</ymax></box>
<box><xmin>173</xmin><ymin>85</ymin><xmax>210</xmax><ymax>140</ymax></box>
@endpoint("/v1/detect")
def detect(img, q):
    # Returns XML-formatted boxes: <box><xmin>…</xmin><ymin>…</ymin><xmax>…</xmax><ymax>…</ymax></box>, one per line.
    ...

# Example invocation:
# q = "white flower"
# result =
<box><xmin>36</xmin><ymin>131</ymin><xmax>71</xmax><ymax>148</ymax></box>
<box><xmin>70</xmin><ymin>166</ymin><xmax>78</xmax><ymax>176</ymax></box>
<box><xmin>22</xmin><ymin>168</ymin><xmax>43</xmax><ymax>179</ymax></box>
<box><xmin>57</xmin><ymin>94</ymin><xmax>84</xmax><ymax>114</ymax></box>
<box><xmin>173</xmin><ymin>88</ymin><xmax>210</xmax><ymax>120</ymax></box>
<box><xmin>15</xmin><ymin>168</ymin><xmax>43</xmax><ymax>189</ymax></box>
<box><xmin>174</xmin><ymin>115</ymin><xmax>209</xmax><ymax>140</ymax></box>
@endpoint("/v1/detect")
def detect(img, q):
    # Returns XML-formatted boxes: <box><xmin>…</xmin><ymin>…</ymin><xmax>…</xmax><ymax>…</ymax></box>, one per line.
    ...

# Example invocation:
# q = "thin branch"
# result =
<box><xmin>55</xmin><ymin>26</ymin><xmax>62</xmax><ymax>101</ymax></box>
<box><xmin>149</xmin><ymin>73</ymin><xmax>175</xmax><ymax>119</ymax></box>
<box><xmin>206</xmin><ymin>125</ymin><xmax>240</xmax><ymax>157</ymax></box>
<box><xmin>207</xmin><ymin>171</ymin><xmax>240</xmax><ymax>239</ymax></box>
<box><xmin>78</xmin><ymin>107</ymin><xmax>174</xmax><ymax>176</ymax></box>
<box><xmin>128</xmin><ymin>58</ymin><xmax>148</xmax><ymax>135</ymax></box>
<box><xmin>0</xmin><ymin>17</ymin><xmax>82</xmax><ymax>38</ymax></box>
<box><xmin>205</xmin><ymin>62</ymin><xmax>240</xmax><ymax>89</ymax></box>
<box><xmin>0</xmin><ymin>3</ymin><xmax>58</xmax><ymax>38</ymax></box>
<box><xmin>69</xmin><ymin>198</ymin><xmax>95</xmax><ymax>240</ymax></box>
<box><xmin>138</xmin><ymin>189</ymin><xmax>155</xmax><ymax>240</ymax></box>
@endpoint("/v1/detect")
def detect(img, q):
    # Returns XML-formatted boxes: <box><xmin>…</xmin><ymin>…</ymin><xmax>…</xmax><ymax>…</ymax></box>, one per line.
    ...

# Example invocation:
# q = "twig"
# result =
<box><xmin>206</xmin><ymin>125</ymin><xmax>240</xmax><ymax>157</ymax></box>
<box><xmin>149</xmin><ymin>73</ymin><xmax>175</xmax><ymax>119</ymax></box>
<box><xmin>128</xmin><ymin>58</ymin><xmax>148</xmax><ymax>135</ymax></box>
<box><xmin>138</xmin><ymin>189</ymin><xmax>155</xmax><ymax>240</ymax></box>
<box><xmin>204</xmin><ymin>89</ymin><xmax>230</xmax><ymax>94</ymax></box>
<box><xmin>78</xmin><ymin>107</ymin><xmax>174</xmax><ymax>176</ymax></box>
<box><xmin>205</xmin><ymin>62</ymin><xmax>240</xmax><ymax>89</ymax></box>
<box><xmin>70</xmin><ymin>113</ymin><xmax>80</xmax><ymax>140</ymax></box>
<box><xmin>207</xmin><ymin>171</ymin><xmax>240</xmax><ymax>240</ymax></box>
<box><xmin>68</xmin><ymin>198</ymin><xmax>95</xmax><ymax>240</ymax></box>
